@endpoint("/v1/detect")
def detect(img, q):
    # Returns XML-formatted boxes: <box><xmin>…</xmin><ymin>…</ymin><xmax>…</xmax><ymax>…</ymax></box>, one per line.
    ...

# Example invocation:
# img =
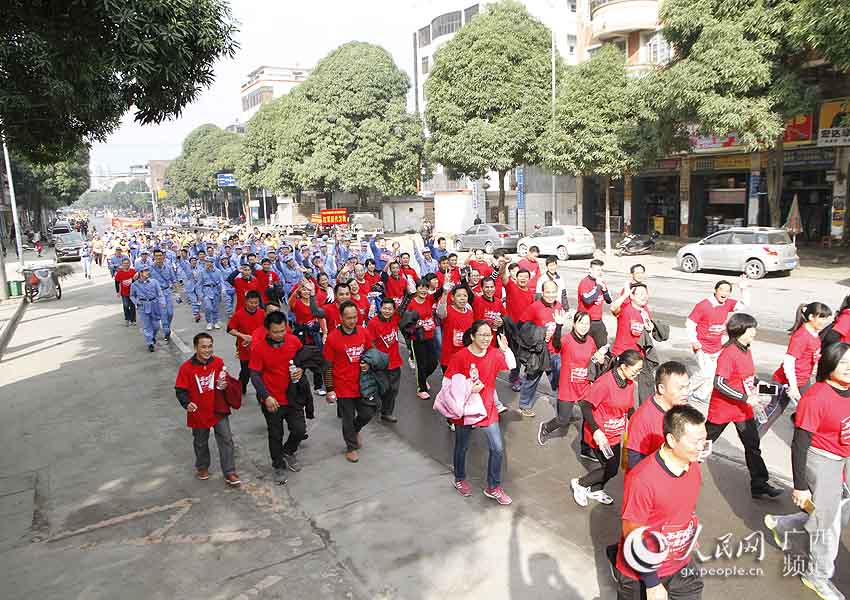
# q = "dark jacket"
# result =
<box><xmin>635</xmin><ymin>319</ymin><xmax>671</xmax><ymax>402</ymax></box>
<box><xmin>398</xmin><ymin>303</ymin><xmax>428</xmax><ymax>342</ymax></box>
<box><xmin>286</xmin><ymin>345</ymin><xmax>326</xmax><ymax>419</ymax></box>
<box><xmin>516</xmin><ymin>321</ymin><xmax>550</xmax><ymax>377</ymax></box>
<box><xmin>214</xmin><ymin>374</ymin><xmax>242</xmax><ymax>415</ymax></box>
<box><xmin>359</xmin><ymin>347</ymin><xmax>390</xmax><ymax>407</ymax></box>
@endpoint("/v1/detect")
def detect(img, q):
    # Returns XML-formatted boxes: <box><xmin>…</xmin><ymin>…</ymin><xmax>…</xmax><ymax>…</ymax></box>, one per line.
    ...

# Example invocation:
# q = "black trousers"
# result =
<box><xmin>381</xmin><ymin>368</ymin><xmax>401</xmax><ymax>416</ymax></box>
<box><xmin>239</xmin><ymin>360</ymin><xmax>250</xmax><ymax>394</ymax></box>
<box><xmin>589</xmin><ymin>320</ymin><xmax>609</xmax><ymax>350</ymax></box>
<box><xmin>261</xmin><ymin>404</ymin><xmax>306</xmax><ymax>468</ymax></box>
<box><xmin>615</xmin><ymin>560</ymin><xmax>704</xmax><ymax>600</ymax></box>
<box><xmin>706</xmin><ymin>419</ymin><xmax>769</xmax><ymax>490</ymax></box>
<box><xmin>338</xmin><ymin>396</ymin><xmax>375</xmax><ymax>451</ymax></box>
<box><xmin>412</xmin><ymin>338</ymin><xmax>438</xmax><ymax>393</ymax></box>
<box><xmin>578</xmin><ymin>443</ymin><xmax>621</xmax><ymax>492</ymax></box>
<box><xmin>121</xmin><ymin>296</ymin><xmax>136</xmax><ymax>323</ymax></box>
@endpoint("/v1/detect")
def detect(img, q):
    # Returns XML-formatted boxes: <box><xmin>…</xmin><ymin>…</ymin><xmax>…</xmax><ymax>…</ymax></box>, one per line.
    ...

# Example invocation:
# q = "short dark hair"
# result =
<box><xmin>726</xmin><ymin>313</ymin><xmax>758</xmax><ymax>341</ymax></box>
<box><xmin>545</xmin><ymin>256</ymin><xmax>558</xmax><ymax>265</ymax></box>
<box><xmin>516</xmin><ymin>268</ymin><xmax>530</xmax><ymax>277</ymax></box>
<box><xmin>438</xmin><ymin>256</ymin><xmax>449</xmax><ymax>264</ymax></box>
<box><xmin>400</xmin><ymin>252</ymin><xmax>410</xmax><ymax>259</ymax></box>
<box><xmin>630</xmin><ymin>282</ymin><xmax>648</xmax><ymax>293</ymax></box>
<box><xmin>380</xmin><ymin>297</ymin><xmax>396</xmax><ymax>308</ymax></box>
<box><xmin>590</xmin><ymin>259</ymin><xmax>604</xmax><ymax>268</ymax></box>
<box><xmin>247</xmin><ymin>253</ymin><xmax>256</xmax><ymax>259</ymax></box>
<box><xmin>245</xmin><ymin>290</ymin><xmax>262</xmax><ymax>301</ymax></box>
<box><xmin>448</xmin><ymin>253</ymin><xmax>457</xmax><ymax>260</ymax></box>
<box><xmin>617</xmin><ymin>349</ymin><xmax>644</xmax><ymax>368</ymax></box>
<box><xmin>817</xmin><ymin>342</ymin><xmax>850</xmax><ymax>382</ymax></box>
<box><xmin>261</xmin><ymin>258</ymin><xmax>271</xmax><ymax>264</ymax></box>
<box><xmin>664</xmin><ymin>405</ymin><xmax>706</xmax><ymax>442</ymax></box>
<box><xmin>655</xmin><ymin>361</ymin><xmax>689</xmax><ymax>391</ymax></box>
<box><xmin>265</xmin><ymin>310</ymin><xmax>287</xmax><ymax>329</ymax></box>
<box><xmin>153</xmin><ymin>249</ymin><xmax>163</xmax><ymax>256</ymax></box>
<box><xmin>714</xmin><ymin>280</ymin><xmax>733</xmax><ymax>291</ymax></box>
<box><xmin>193</xmin><ymin>332</ymin><xmax>213</xmax><ymax>347</ymax></box>
<box><xmin>630</xmin><ymin>263</ymin><xmax>645</xmax><ymax>273</ymax></box>
<box><xmin>365</xmin><ymin>258</ymin><xmax>376</xmax><ymax>267</ymax></box>
<box><xmin>437</xmin><ymin>236</ymin><xmax>446</xmax><ymax>244</ymax></box>
<box><xmin>416</xmin><ymin>278</ymin><xmax>430</xmax><ymax>289</ymax></box>
<box><xmin>339</xmin><ymin>300</ymin><xmax>358</xmax><ymax>316</ymax></box>
<box><xmin>334</xmin><ymin>282</ymin><xmax>351</xmax><ymax>294</ymax></box>
<box><xmin>529</xmin><ymin>245</ymin><xmax>540</xmax><ymax>253</ymax></box>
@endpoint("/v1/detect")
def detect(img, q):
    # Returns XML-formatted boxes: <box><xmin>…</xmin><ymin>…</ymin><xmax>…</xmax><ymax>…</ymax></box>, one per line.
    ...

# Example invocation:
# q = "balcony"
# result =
<box><xmin>590</xmin><ymin>0</ymin><xmax>659</xmax><ymax>43</ymax></box>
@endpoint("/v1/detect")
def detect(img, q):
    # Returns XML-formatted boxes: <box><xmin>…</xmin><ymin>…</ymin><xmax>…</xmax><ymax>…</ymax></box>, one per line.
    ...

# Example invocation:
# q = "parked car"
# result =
<box><xmin>676</xmin><ymin>227</ymin><xmax>798</xmax><ymax>279</ymax></box>
<box><xmin>349</xmin><ymin>213</ymin><xmax>384</xmax><ymax>239</ymax></box>
<box><xmin>517</xmin><ymin>225</ymin><xmax>597</xmax><ymax>260</ymax></box>
<box><xmin>47</xmin><ymin>221</ymin><xmax>72</xmax><ymax>246</ymax></box>
<box><xmin>54</xmin><ymin>231</ymin><xmax>87</xmax><ymax>262</ymax></box>
<box><xmin>454</xmin><ymin>223</ymin><xmax>522</xmax><ymax>254</ymax></box>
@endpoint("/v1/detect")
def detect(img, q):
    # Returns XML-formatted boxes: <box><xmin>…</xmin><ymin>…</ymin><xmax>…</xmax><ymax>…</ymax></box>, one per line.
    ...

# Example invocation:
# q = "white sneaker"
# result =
<box><xmin>206</xmin><ymin>323</ymin><xmax>213</xmax><ymax>330</ymax></box>
<box><xmin>571</xmin><ymin>478</ymin><xmax>588</xmax><ymax>507</ymax></box>
<box><xmin>316</xmin><ymin>389</ymin><xmax>327</xmax><ymax>396</ymax></box>
<box><xmin>213</xmin><ymin>322</ymin><xmax>221</xmax><ymax>329</ymax></box>
<box><xmin>408</xmin><ymin>357</ymin><xmax>416</xmax><ymax>369</ymax></box>
<box><xmin>587</xmin><ymin>490</ymin><xmax>614</xmax><ymax>505</ymax></box>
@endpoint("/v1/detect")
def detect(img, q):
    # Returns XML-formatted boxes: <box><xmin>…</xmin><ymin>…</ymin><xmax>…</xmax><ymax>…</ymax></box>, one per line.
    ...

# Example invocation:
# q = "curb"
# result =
<box><xmin>0</xmin><ymin>297</ymin><xmax>27</xmax><ymax>361</ymax></box>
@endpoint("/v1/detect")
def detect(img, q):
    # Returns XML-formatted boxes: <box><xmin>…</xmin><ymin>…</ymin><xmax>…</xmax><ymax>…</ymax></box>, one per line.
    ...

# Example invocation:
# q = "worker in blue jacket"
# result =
<box><xmin>149</xmin><ymin>249</ymin><xmax>177</xmax><ymax>342</ymax></box>
<box><xmin>200</xmin><ymin>257</ymin><xmax>224</xmax><ymax>330</ymax></box>
<box><xmin>130</xmin><ymin>266</ymin><xmax>165</xmax><ymax>352</ymax></box>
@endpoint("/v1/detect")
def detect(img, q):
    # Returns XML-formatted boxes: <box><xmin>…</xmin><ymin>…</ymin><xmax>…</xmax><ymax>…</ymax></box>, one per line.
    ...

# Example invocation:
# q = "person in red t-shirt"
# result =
<box><xmin>499</xmin><ymin>255</ymin><xmax>535</xmax><ymax>390</ymax></box>
<box><xmin>517</xmin><ymin>281</ymin><xmax>564</xmax><ymax>417</ymax></box>
<box><xmin>114</xmin><ymin>257</ymin><xmax>137</xmax><ymax>325</ymax></box>
<box><xmin>382</xmin><ymin>260</ymin><xmax>411</xmax><ymax>307</ymax></box>
<box><xmin>612</xmin><ymin>283</ymin><xmax>653</xmax><ymax>356</ymax></box>
<box><xmin>363</xmin><ymin>259</ymin><xmax>382</xmax><ymax>292</ymax></box>
<box><xmin>577</xmin><ymin>258</ymin><xmax>613</xmax><ymax>350</ymax></box>
<box><xmin>686</xmin><ymin>277</ymin><xmax>750</xmax><ymax>403</ymax></box>
<box><xmin>406</xmin><ymin>279</ymin><xmax>439</xmax><ymax>398</ymax></box>
<box><xmin>315</xmin><ymin>282</ymin><xmax>352</xmax><ymax>332</ymax></box>
<box><xmin>437</xmin><ymin>283</ymin><xmax>474</xmax><ymax>371</ymax></box>
<box><xmin>228</xmin><ymin>263</ymin><xmax>264</xmax><ymax>312</ymax></box>
<box><xmin>572</xmin><ymin>349</ymin><xmax>643</xmax><ymax>507</ymax></box>
<box><xmin>288</xmin><ymin>280</ymin><xmax>328</xmax><ymax>395</ymax></box>
<box><xmin>517</xmin><ymin>245</ymin><xmax>541</xmax><ymax>289</ymax></box>
<box><xmin>467</xmin><ymin>249</ymin><xmax>494</xmax><ymax>279</ymax></box>
<box><xmin>707</xmin><ymin>313</ymin><xmax>783</xmax><ymax>498</ymax></box>
<box><xmin>765</xmin><ymin>343</ymin><xmax>850</xmax><ymax>598</ymax></box>
<box><xmin>398</xmin><ymin>252</ymin><xmax>419</xmax><ymax>282</ymax></box>
<box><xmin>226</xmin><ymin>290</ymin><xmax>266</xmax><ymax>394</ymax></box>
<box><xmin>248</xmin><ymin>311</ymin><xmax>306</xmax><ymax>482</ymax></box>
<box><xmin>175</xmin><ymin>332</ymin><xmax>240</xmax><ymax>486</ymax></box>
<box><xmin>772</xmin><ymin>302</ymin><xmax>832</xmax><ymax>404</ymax></box>
<box><xmin>367</xmin><ymin>298</ymin><xmax>402</xmax><ymax>422</ymax></box>
<box><xmin>826</xmin><ymin>295</ymin><xmax>850</xmax><ymax>345</ymax></box>
<box><xmin>347</xmin><ymin>279</ymin><xmax>371</xmax><ymax>326</ymax></box>
<box><xmin>255</xmin><ymin>258</ymin><xmax>281</xmax><ymax>305</ymax></box>
<box><xmin>614</xmin><ymin>405</ymin><xmax>707</xmax><ymax>600</ymax></box>
<box><xmin>447</xmin><ymin>320</ymin><xmax>516</xmax><ymax>505</ymax></box>
<box><xmin>473</xmin><ymin>277</ymin><xmax>505</xmax><ymax>332</ymax></box>
<box><xmin>324</xmin><ymin>301</ymin><xmax>373</xmax><ymax>463</ymax></box>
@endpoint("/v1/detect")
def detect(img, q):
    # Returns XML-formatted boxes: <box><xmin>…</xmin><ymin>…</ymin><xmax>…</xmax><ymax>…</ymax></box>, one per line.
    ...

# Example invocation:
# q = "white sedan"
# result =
<box><xmin>517</xmin><ymin>225</ymin><xmax>597</xmax><ymax>260</ymax></box>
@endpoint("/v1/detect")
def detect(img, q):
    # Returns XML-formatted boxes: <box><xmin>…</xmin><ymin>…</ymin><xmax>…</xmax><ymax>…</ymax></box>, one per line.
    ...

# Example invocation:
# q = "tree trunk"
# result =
<box><xmin>326</xmin><ymin>190</ymin><xmax>334</xmax><ymax>210</ymax></box>
<box><xmin>766</xmin><ymin>135</ymin><xmax>785</xmax><ymax>227</ymax></box>
<box><xmin>603</xmin><ymin>175</ymin><xmax>612</xmax><ymax>256</ymax></box>
<box><xmin>497</xmin><ymin>169</ymin><xmax>508</xmax><ymax>224</ymax></box>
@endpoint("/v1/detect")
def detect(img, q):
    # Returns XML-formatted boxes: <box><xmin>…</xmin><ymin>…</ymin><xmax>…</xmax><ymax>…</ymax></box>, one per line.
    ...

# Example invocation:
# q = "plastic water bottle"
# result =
<box><xmin>753</xmin><ymin>402</ymin><xmax>768</xmax><ymax>424</ymax></box>
<box><xmin>470</xmin><ymin>363</ymin><xmax>479</xmax><ymax>382</ymax></box>
<box><xmin>217</xmin><ymin>365</ymin><xmax>228</xmax><ymax>390</ymax></box>
<box><xmin>597</xmin><ymin>433</ymin><xmax>614</xmax><ymax>460</ymax></box>
<box><xmin>289</xmin><ymin>360</ymin><xmax>298</xmax><ymax>378</ymax></box>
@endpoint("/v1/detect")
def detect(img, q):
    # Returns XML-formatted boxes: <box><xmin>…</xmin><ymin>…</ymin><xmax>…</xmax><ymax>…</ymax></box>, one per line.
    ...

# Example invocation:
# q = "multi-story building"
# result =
<box><xmin>240</xmin><ymin>65</ymin><xmax>312</xmax><ymax>120</ymax></box>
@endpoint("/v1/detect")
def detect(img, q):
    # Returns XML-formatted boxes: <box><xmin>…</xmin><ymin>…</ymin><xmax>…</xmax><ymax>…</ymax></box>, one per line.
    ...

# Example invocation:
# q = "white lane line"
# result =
<box><xmin>170</xmin><ymin>329</ymin><xmax>191</xmax><ymax>355</ymax></box>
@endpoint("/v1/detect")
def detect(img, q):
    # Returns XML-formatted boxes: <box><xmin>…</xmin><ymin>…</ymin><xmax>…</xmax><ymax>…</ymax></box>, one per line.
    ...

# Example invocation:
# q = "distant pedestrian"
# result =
<box><xmin>174</xmin><ymin>332</ymin><xmax>240</xmax><ymax>486</ymax></box>
<box><xmin>130</xmin><ymin>265</ymin><xmax>164</xmax><ymax>352</ymax></box>
<box><xmin>114</xmin><ymin>258</ymin><xmax>136</xmax><ymax>326</ymax></box>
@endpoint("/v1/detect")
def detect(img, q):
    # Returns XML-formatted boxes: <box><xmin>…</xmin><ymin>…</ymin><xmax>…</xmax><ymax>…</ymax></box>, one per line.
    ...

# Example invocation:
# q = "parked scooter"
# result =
<box><xmin>615</xmin><ymin>230</ymin><xmax>660</xmax><ymax>256</ymax></box>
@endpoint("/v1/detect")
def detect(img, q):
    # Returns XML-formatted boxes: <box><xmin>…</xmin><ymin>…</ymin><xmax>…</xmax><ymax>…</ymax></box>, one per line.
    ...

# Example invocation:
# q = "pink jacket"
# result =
<box><xmin>433</xmin><ymin>374</ymin><xmax>487</xmax><ymax>425</ymax></box>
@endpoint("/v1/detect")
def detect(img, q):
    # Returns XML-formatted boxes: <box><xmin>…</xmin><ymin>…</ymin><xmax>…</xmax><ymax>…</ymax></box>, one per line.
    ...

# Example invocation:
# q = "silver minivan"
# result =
<box><xmin>677</xmin><ymin>227</ymin><xmax>799</xmax><ymax>279</ymax></box>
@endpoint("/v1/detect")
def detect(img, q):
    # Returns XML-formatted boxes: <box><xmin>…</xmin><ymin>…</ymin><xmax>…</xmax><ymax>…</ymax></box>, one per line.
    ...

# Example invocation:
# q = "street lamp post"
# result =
<box><xmin>551</xmin><ymin>26</ymin><xmax>558</xmax><ymax>226</ymax></box>
<box><xmin>2</xmin><ymin>132</ymin><xmax>25</xmax><ymax>270</ymax></box>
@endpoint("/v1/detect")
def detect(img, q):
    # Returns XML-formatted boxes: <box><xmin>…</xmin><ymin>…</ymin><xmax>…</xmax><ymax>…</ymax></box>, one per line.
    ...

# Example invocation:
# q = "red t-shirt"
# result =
<box><xmin>409</xmin><ymin>295</ymin><xmax>436</xmax><ymax>339</ymax></box>
<box><xmin>226</xmin><ymin>307</ymin><xmax>266</xmax><ymax>360</ymax></box>
<box><xmin>248</xmin><ymin>333</ymin><xmax>303</xmax><ymax>404</ymax></box>
<box><xmin>254</xmin><ymin>269</ymin><xmax>280</xmax><ymax>303</ymax></box>
<box><xmin>175</xmin><ymin>355</ymin><xmax>226</xmax><ymax>429</ymax></box>
<box><xmin>577</xmin><ymin>276</ymin><xmax>606</xmax><ymax>321</ymax></box>
<box><xmin>233</xmin><ymin>276</ymin><xmax>263</xmax><ymax>311</ymax></box>
<box><xmin>401</xmin><ymin>265</ymin><xmax>418</xmax><ymax>282</ymax></box>
<box><xmin>582</xmin><ymin>370</ymin><xmax>634</xmax><ymax>448</ymax></box>
<box><xmin>773</xmin><ymin>326</ymin><xmax>821</xmax><ymax>386</ymax></box>
<box><xmin>435</xmin><ymin>269</ymin><xmax>461</xmax><ymax>289</ymax></box>
<box><xmin>517</xmin><ymin>258</ymin><xmax>541</xmax><ymax>289</ymax></box>
<box><xmin>612</xmin><ymin>303</ymin><xmax>652</xmax><ymax>356</ymax></box>
<box><xmin>687</xmin><ymin>298</ymin><xmax>738</xmax><ymax>354</ymax></box>
<box><xmin>115</xmin><ymin>269</ymin><xmax>136</xmax><ymax>297</ymax></box>
<box><xmin>557</xmin><ymin>333</ymin><xmax>597</xmax><ymax>402</ymax></box>
<box><xmin>445</xmin><ymin>346</ymin><xmax>508</xmax><ymax>428</ymax></box>
<box><xmin>833</xmin><ymin>310</ymin><xmax>850</xmax><ymax>344</ymax></box>
<box><xmin>363</xmin><ymin>271</ymin><xmax>382</xmax><ymax>292</ymax></box>
<box><xmin>441</xmin><ymin>305</ymin><xmax>475</xmax><ymax>366</ymax></box>
<box><xmin>468</xmin><ymin>259</ymin><xmax>494</xmax><ymax>279</ymax></box>
<box><xmin>519</xmin><ymin>300</ymin><xmax>562</xmax><ymax>354</ymax></box>
<box><xmin>315</xmin><ymin>287</ymin><xmax>331</xmax><ymax>306</ymax></box>
<box><xmin>351</xmin><ymin>294</ymin><xmax>370</xmax><ymax>325</ymax></box>
<box><xmin>795</xmin><ymin>381</ymin><xmax>850</xmax><ymax>457</ymax></box>
<box><xmin>367</xmin><ymin>314</ymin><xmax>402</xmax><ymax>370</ymax></box>
<box><xmin>616</xmin><ymin>452</ymin><xmax>702</xmax><ymax>581</ymax></box>
<box><xmin>504</xmin><ymin>279</ymin><xmax>535</xmax><ymax>323</ymax></box>
<box><xmin>473</xmin><ymin>295</ymin><xmax>504</xmax><ymax>331</ymax></box>
<box><xmin>323</xmin><ymin>302</ymin><xmax>342</xmax><ymax>331</ymax></box>
<box><xmin>708</xmin><ymin>343</ymin><xmax>756</xmax><ymax>424</ymax></box>
<box><xmin>290</xmin><ymin>298</ymin><xmax>319</xmax><ymax>326</ymax></box>
<box><xmin>626</xmin><ymin>397</ymin><xmax>666</xmax><ymax>458</ymax></box>
<box><xmin>383</xmin><ymin>275</ymin><xmax>408</xmax><ymax>305</ymax></box>
<box><xmin>323</xmin><ymin>327</ymin><xmax>369</xmax><ymax>398</ymax></box>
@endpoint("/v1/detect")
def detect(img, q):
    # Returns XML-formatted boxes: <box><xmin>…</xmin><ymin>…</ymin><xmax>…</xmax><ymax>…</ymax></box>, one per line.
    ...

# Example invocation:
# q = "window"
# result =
<box><xmin>464</xmin><ymin>4</ymin><xmax>478</xmax><ymax>23</ymax></box>
<box><xmin>465</xmin><ymin>226</ymin><xmax>479</xmax><ymax>235</ymax></box>
<box><xmin>568</xmin><ymin>0</ymin><xmax>577</xmax><ymax>12</ymax></box>
<box><xmin>432</xmin><ymin>11</ymin><xmax>462</xmax><ymax>39</ymax></box>
<box><xmin>647</xmin><ymin>32</ymin><xmax>672</xmax><ymax>65</ymax></box>
<box><xmin>490</xmin><ymin>224</ymin><xmax>511</xmax><ymax>232</ymax></box>
<box><xmin>730</xmin><ymin>232</ymin><xmax>754</xmax><ymax>245</ymax></box>
<box><xmin>755</xmin><ymin>232</ymin><xmax>792</xmax><ymax>245</ymax></box>
<box><xmin>705</xmin><ymin>233</ymin><xmax>732</xmax><ymax>245</ymax></box>
<box><xmin>418</xmin><ymin>25</ymin><xmax>431</xmax><ymax>48</ymax></box>
<box><xmin>567</xmin><ymin>35</ymin><xmax>577</xmax><ymax>56</ymax></box>
<box><xmin>421</xmin><ymin>56</ymin><xmax>429</xmax><ymax>75</ymax></box>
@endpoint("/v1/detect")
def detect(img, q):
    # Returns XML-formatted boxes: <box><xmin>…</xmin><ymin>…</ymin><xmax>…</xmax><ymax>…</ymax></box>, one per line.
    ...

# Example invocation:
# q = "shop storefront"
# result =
<box><xmin>631</xmin><ymin>159</ymin><xmax>680</xmax><ymax>235</ymax></box>
<box><xmin>690</xmin><ymin>154</ymin><xmax>756</xmax><ymax>238</ymax></box>
<box><xmin>765</xmin><ymin>147</ymin><xmax>835</xmax><ymax>242</ymax></box>
<box><xmin>582</xmin><ymin>176</ymin><xmax>624</xmax><ymax>233</ymax></box>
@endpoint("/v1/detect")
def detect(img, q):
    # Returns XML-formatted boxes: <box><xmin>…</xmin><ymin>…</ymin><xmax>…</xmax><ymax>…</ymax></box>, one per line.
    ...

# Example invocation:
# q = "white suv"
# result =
<box><xmin>677</xmin><ymin>227</ymin><xmax>799</xmax><ymax>279</ymax></box>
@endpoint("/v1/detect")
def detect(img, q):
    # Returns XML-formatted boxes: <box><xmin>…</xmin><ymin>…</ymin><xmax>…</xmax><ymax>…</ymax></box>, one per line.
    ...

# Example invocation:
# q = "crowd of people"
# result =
<box><xmin>87</xmin><ymin>221</ymin><xmax>850</xmax><ymax>600</ymax></box>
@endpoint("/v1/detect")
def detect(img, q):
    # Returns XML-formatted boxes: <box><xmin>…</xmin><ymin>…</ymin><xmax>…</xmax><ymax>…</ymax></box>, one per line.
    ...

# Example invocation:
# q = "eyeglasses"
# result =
<box><xmin>474</xmin><ymin>333</ymin><xmax>493</xmax><ymax>339</ymax></box>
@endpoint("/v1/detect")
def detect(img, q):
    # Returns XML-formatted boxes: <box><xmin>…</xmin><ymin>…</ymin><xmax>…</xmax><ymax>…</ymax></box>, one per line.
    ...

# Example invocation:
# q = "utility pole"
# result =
<box><xmin>262</xmin><ymin>188</ymin><xmax>267</xmax><ymax>226</ymax></box>
<box><xmin>551</xmin><ymin>26</ymin><xmax>558</xmax><ymax>226</ymax></box>
<box><xmin>2</xmin><ymin>132</ymin><xmax>24</xmax><ymax>276</ymax></box>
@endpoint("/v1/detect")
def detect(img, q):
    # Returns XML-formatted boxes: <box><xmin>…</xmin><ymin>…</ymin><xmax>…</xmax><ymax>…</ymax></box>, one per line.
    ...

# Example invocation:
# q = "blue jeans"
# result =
<box><xmin>519</xmin><ymin>354</ymin><xmax>560</xmax><ymax>410</ymax></box>
<box><xmin>453</xmin><ymin>422</ymin><xmax>504</xmax><ymax>489</ymax></box>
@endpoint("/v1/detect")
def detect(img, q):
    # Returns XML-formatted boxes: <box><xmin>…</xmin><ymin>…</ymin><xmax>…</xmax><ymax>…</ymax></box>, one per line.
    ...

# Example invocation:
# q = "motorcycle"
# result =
<box><xmin>615</xmin><ymin>230</ymin><xmax>660</xmax><ymax>256</ymax></box>
<box><xmin>23</xmin><ymin>263</ymin><xmax>65</xmax><ymax>303</ymax></box>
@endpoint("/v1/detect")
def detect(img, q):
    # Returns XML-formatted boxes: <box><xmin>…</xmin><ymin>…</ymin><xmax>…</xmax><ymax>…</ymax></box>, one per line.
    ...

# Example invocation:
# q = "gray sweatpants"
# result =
<box><xmin>772</xmin><ymin>450</ymin><xmax>850</xmax><ymax>581</ymax></box>
<box><xmin>192</xmin><ymin>417</ymin><xmax>236</xmax><ymax>476</ymax></box>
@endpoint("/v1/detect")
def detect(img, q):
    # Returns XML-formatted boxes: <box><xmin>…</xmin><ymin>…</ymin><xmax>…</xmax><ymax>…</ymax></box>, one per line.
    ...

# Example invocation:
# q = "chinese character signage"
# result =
<box><xmin>320</xmin><ymin>208</ymin><xmax>348</xmax><ymax>227</ymax></box>
<box><xmin>516</xmin><ymin>166</ymin><xmax>525</xmax><ymax>210</ymax></box>
<box><xmin>818</xmin><ymin>98</ymin><xmax>850</xmax><ymax>147</ymax></box>
<box><xmin>216</xmin><ymin>173</ymin><xmax>237</xmax><ymax>187</ymax></box>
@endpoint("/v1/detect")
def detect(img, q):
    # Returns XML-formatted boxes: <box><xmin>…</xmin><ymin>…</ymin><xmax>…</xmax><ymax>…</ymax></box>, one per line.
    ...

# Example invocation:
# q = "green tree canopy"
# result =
<box><xmin>424</xmin><ymin>0</ymin><xmax>555</xmax><ymax>220</ymax></box>
<box><xmin>166</xmin><ymin>124</ymin><xmax>243</xmax><ymax>208</ymax></box>
<box><xmin>10</xmin><ymin>146</ymin><xmax>90</xmax><ymax>228</ymax></box>
<box><xmin>1</xmin><ymin>0</ymin><xmax>238</xmax><ymax>163</ymax></box>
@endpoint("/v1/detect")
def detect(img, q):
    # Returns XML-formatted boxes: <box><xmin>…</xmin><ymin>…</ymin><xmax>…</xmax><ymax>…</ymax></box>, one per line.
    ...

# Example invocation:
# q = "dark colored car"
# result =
<box><xmin>54</xmin><ymin>232</ymin><xmax>87</xmax><ymax>262</ymax></box>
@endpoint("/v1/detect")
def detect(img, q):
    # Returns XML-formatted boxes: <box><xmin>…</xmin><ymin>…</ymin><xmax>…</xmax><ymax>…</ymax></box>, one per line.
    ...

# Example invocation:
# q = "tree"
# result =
<box><xmin>540</xmin><ymin>45</ymin><xmax>665</xmax><ymax>253</ymax></box>
<box><xmin>657</xmin><ymin>0</ymin><xmax>850</xmax><ymax>228</ymax></box>
<box><xmin>111</xmin><ymin>179</ymin><xmax>151</xmax><ymax>213</ymax></box>
<box><xmin>424</xmin><ymin>0</ymin><xmax>554</xmax><ymax>222</ymax></box>
<box><xmin>1</xmin><ymin>0</ymin><xmax>238</xmax><ymax>163</ymax></box>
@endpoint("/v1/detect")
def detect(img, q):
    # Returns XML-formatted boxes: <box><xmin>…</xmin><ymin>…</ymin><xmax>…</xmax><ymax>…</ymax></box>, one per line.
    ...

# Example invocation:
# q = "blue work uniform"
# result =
<box><xmin>200</xmin><ymin>267</ymin><xmax>223</xmax><ymax>325</ymax></box>
<box><xmin>149</xmin><ymin>261</ymin><xmax>178</xmax><ymax>338</ymax></box>
<box><xmin>218</xmin><ymin>262</ymin><xmax>238</xmax><ymax>316</ymax></box>
<box><xmin>130</xmin><ymin>277</ymin><xmax>164</xmax><ymax>346</ymax></box>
